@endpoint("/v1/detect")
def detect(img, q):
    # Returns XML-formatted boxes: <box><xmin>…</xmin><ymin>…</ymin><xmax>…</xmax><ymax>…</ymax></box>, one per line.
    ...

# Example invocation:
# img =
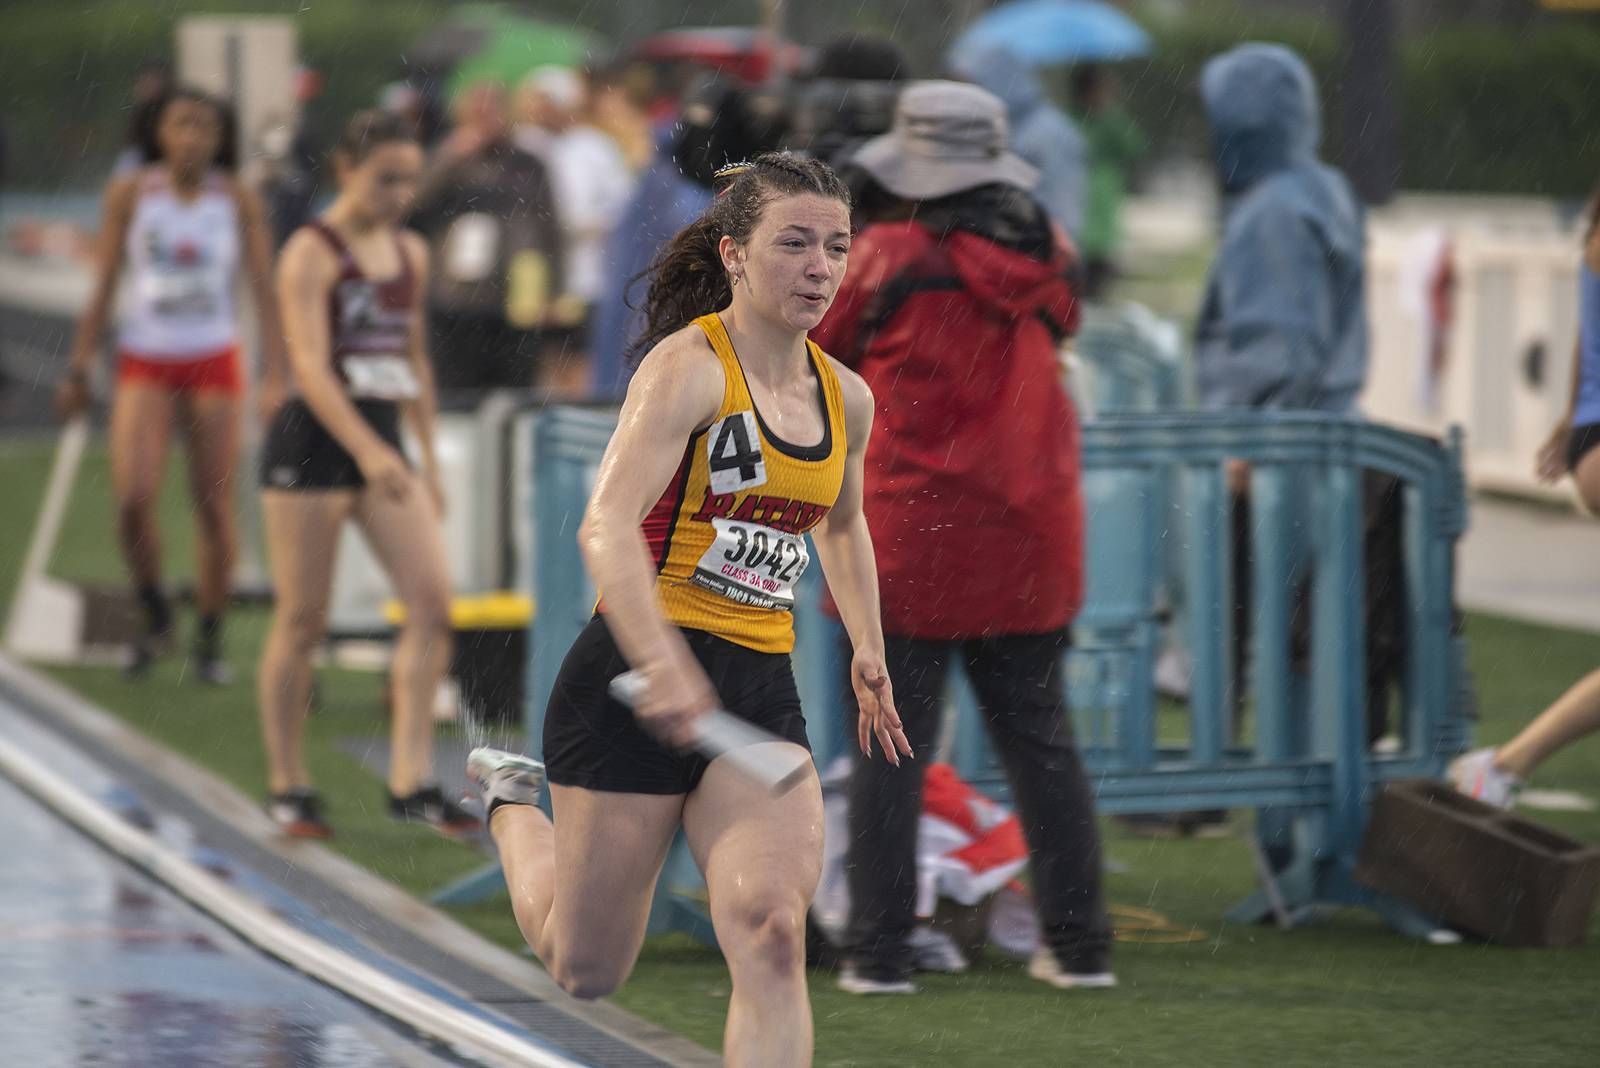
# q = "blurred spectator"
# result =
<box><xmin>113</xmin><ymin>59</ymin><xmax>173</xmax><ymax>176</ymax></box>
<box><xmin>811</xmin><ymin>81</ymin><xmax>1111</xmax><ymax>995</ymax></box>
<box><xmin>258</xmin><ymin>68</ymin><xmax>326</xmax><ymax>248</ymax></box>
<box><xmin>788</xmin><ymin>33</ymin><xmax>909</xmax><ymax>170</ymax></box>
<box><xmin>408</xmin><ymin>82</ymin><xmax>562</xmax><ymax>395</ymax></box>
<box><xmin>950</xmin><ymin>41</ymin><xmax>1086</xmax><ymax>243</ymax></box>
<box><xmin>588</xmin><ymin>65</ymin><xmax>654</xmax><ymax>173</ymax></box>
<box><xmin>379</xmin><ymin>79</ymin><xmax>447</xmax><ymax>150</ymax></box>
<box><xmin>789</xmin><ymin>33</ymin><xmax>910</xmax><ymax>213</ymax></box>
<box><xmin>1450</xmin><ymin>175</ymin><xmax>1600</xmax><ymax>809</ymax></box>
<box><xmin>1172</xmin><ymin>45</ymin><xmax>1383</xmax><ymax>842</ymax></box>
<box><xmin>514</xmin><ymin>65</ymin><xmax>635</xmax><ymax>395</ymax></box>
<box><xmin>1195</xmin><ymin>44</ymin><xmax>1366</xmax><ymax>414</ymax></box>
<box><xmin>1071</xmin><ymin>64</ymin><xmax>1145</xmax><ymax>301</ymax></box>
<box><xmin>589</xmin><ymin>71</ymin><xmax>783</xmax><ymax>398</ymax></box>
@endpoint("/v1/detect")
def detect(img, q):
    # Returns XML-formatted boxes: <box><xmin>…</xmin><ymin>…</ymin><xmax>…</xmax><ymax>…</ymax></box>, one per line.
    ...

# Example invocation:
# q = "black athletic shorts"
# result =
<box><xmin>1568</xmin><ymin>422</ymin><xmax>1600</xmax><ymax>471</ymax></box>
<box><xmin>543</xmin><ymin>615</ymin><xmax>811</xmax><ymax>795</ymax></box>
<box><xmin>259</xmin><ymin>397</ymin><xmax>405</xmax><ymax>491</ymax></box>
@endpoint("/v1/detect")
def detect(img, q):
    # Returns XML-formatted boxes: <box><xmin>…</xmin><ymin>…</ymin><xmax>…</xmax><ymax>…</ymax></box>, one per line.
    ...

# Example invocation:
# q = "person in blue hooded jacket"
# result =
<box><xmin>950</xmin><ymin>40</ymin><xmax>1087</xmax><ymax>244</ymax></box>
<box><xmin>1195</xmin><ymin>43</ymin><xmax>1367</xmax><ymax>413</ymax></box>
<box><xmin>1122</xmin><ymin>44</ymin><xmax>1383</xmax><ymax>840</ymax></box>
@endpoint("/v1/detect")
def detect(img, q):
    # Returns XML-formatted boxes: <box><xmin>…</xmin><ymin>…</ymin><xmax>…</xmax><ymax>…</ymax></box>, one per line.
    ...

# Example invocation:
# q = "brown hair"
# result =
<box><xmin>629</xmin><ymin>152</ymin><xmax>851</xmax><ymax>364</ymax></box>
<box><xmin>334</xmin><ymin>109</ymin><xmax>418</xmax><ymax>168</ymax></box>
<box><xmin>138</xmin><ymin>86</ymin><xmax>237</xmax><ymax>171</ymax></box>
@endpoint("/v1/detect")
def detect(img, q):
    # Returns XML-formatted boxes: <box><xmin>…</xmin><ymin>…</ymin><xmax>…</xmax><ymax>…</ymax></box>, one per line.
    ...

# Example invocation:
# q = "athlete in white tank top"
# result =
<box><xmin>119</xmin><ymin>168</ymin><xmax>240</xmax><ymax>358</ymax></box>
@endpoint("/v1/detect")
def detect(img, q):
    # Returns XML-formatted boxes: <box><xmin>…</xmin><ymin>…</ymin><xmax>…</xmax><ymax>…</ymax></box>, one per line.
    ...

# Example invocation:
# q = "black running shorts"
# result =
<box><xmin>543</xmin><ymin>615</ymin><xmax>811</xmax><ymax>795</ymax></box>
<box><xmin>259</xmin><ymin>397</ymin><xmax>406</xmax><ymax>491</ymax></box>
<box><xmin>1568</xmin><ymin>422</ymin><xmax>1600</xmax><ymax>472</ymax></box>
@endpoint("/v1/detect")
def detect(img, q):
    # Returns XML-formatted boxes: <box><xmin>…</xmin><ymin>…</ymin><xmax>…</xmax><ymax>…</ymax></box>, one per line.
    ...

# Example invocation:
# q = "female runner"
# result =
<box><xmin>258</xmin><ymin>110</ymin><xmax>476</xmax><ymax>838</ymax></box>
<box><xmin>468</xmin><ymin>154</ymin><xmax>910</xmax><ymax>1066</ymax></box>
<box><xmin>60</xmin><ymin>86</ymin><xmax>283</xmax><ymax>682</ymax></box>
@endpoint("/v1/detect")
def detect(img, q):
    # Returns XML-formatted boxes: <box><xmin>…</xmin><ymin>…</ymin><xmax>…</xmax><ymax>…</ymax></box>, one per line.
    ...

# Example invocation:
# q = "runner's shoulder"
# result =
<box><xmin>629</xmin><ymin>324</ymin><xmax>726</xmax><ymax>425</ymax></box>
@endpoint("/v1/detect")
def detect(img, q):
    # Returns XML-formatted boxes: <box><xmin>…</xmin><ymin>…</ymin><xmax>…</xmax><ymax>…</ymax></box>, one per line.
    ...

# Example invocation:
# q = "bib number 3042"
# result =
<box><xmin>691</xmin><ymin>517</ymin><xmax>808</xmax><ymax>611</ymax></box>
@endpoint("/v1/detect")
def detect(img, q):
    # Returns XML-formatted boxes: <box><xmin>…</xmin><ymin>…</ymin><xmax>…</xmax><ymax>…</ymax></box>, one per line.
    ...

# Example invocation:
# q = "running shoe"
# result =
<box><xmin>837</xmin><ymin>963</ymin><xmax>917</xmax><ymax>996</ymax></box>
<box><xmin>466</xmin><ymin>747</ymin><xmax>546</xmax><ymax>825</ymax></box>
<box><xmin>192</xmin><ymin>653</ymin><xmax>233</xmax><ymax>686</ymax></box>
<box><xmin>266</xmin><ymin>789</ymin><xmax>332</xmax><ymax>839</ymax></box>
<box><xmin>124</xmin><ymin>627</ymin><xmax>174</xmax><ymax>680</ymax></box>
<box><xmin>1449</xmin><ymin>747</ymin><xmax>1521</xmax><ymax>809</ymax></box>
<box><xmin>1027</xmin><ymin>949</ymin><xmax>1117</xmax><ymax>990</ymax></box>
<box><xmin>388</xmin><ymin>783</ymin><xmax>483</xmax><ymax>836</ymax></box>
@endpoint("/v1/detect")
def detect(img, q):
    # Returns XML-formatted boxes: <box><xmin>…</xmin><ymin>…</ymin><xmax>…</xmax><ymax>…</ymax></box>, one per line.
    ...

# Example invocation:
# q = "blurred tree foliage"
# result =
<box><xmin>1120</xmin><ymin>0</ymin><xmax>1600</xmax><ymax>199</ymax></box>
<box><xmin>1</xmin><ymin>0</ymin><xmax>1597</xmax><ymax>197</ymax></box>
<box><xmin>0</xmin><ymin>0</ymin><xmax>449</xmax><ymax>189</ymax></box>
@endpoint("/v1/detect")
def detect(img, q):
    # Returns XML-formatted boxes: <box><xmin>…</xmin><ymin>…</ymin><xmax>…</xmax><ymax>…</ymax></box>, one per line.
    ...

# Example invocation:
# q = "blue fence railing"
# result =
<box><xmin>512</xmin><ymin>405</ymin><xmax>1472</xmax><ymax>940</ymax></box>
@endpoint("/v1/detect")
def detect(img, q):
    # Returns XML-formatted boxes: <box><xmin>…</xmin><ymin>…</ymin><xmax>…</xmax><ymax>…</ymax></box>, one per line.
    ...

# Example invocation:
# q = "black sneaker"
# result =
<box><xmin>266</xmin><ymin>789</ymin><xmax>332</xmax><ymax>839</ymax></box>
<box><xmin>124</xmin><ymin>626</ymin><xmax>174</xmax><ymax>679</ymax></box>
<box><xmin>192</xmin><ymin>653</ymin><xmax>233</xmax><ymax>686</ymax></box>
<box><xmin>388</xmin><ymin>784</ymin><xmax>482</xmax><ymax>837</ymax></box>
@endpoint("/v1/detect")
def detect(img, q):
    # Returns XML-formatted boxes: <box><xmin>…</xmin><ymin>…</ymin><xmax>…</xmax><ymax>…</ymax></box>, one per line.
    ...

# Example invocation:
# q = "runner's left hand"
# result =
<box><xmin>852</xmin><ymin>648</ymin><xmax>911</xmax><ymax>766</ymax></box>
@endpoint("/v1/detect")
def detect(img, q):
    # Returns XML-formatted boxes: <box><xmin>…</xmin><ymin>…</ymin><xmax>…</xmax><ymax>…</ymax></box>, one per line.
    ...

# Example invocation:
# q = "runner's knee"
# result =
<box><xmin>275</xmin><ymin>603</ymin><xmax>329</xmax><ymax>655</ymax></box>
<box><xmin>720</xmin><ymin>894</ymin><xmax>807</xmax><ymax>978</ymax></box>
<box><xmin>403</xmin><ymin>585</ymin><xmax>452</xmax><ymax>640</ymax></box>
<box><xmin>545</xmin><ymin>947</ymin><xmax>632</xmax><ymax>1000</ymax></box>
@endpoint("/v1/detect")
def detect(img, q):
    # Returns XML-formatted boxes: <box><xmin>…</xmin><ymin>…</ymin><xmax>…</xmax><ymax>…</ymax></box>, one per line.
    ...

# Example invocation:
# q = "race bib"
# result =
<box><xmin>706</xmin><ymin>411</ymin><xmax>766</xmax><ymax>494</ymax></box>
<box><xmin>344</xmin><ymin>354</ymin><xmax>420</xmax><ymax>400</ymax></box>
<box><xmin>443</xmin><ymin>213</ymin><xmax>501</xmax><ymax>282</ymax></box>
<box><xmin>144</xmin><ymin>268</ymin><xmax>218</xmax><ymax>319</ymax></box>
<box><xmin>691</xmin><ymin>517</ymin><xmax>809</xmax><ymax>611</ymax></box>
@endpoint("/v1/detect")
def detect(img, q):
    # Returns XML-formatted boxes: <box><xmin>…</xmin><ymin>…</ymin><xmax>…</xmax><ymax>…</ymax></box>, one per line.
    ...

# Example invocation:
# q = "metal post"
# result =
<box><xmin>1339</xmin><ymin>0</ymin><xmax>1399</xmax><ymax>204</ymax></box>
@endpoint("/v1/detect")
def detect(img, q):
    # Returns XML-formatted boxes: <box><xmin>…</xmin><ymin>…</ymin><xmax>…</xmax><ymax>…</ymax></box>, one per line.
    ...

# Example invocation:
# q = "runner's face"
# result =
<box><xmin>731</xmin><ymin>193</ymin><xmax>851</xmax><ymax>332</ymax></box>
<box><xmin>158</xmin><ymin>98</ymin><xmax>222</xmax><ymax>173</ymax></box>
<box><xmin>345</xmin><ymin>142</ymin><xmax>423</xmax><ymax>225</ymax></box>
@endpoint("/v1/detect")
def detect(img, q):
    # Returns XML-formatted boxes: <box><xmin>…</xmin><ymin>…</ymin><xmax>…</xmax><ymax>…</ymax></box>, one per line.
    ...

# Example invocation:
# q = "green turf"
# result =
<box><xmin>4</xmin><ymin>437</ymin><xmax>1599</xmax><ymax>1065</ymax></box>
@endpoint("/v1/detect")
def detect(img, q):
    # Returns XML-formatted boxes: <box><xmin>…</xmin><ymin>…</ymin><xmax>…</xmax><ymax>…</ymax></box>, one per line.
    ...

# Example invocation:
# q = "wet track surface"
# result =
<box><xmin>0</xmin><ymin>774</ymin><xmax>462</xmax><ymax>1068</ymax></box>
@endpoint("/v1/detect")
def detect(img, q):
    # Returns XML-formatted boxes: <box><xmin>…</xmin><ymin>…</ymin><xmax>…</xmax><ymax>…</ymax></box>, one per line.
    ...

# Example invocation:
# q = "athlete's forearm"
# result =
<box><xmin>579</xmin><ymin>509</ymin><xmax>690</xmax><ymax>671</ymax></box>
<box><xmin>252</xmin><ymin>276</ymin><xmax>289</xmax><ymax>389</ymax></box>
<box><xmin>405</xmin><ymin>358</ymin><xmax>440</xmax><ymax>470</ymax></box>
<box><xmin>68</xmin><ymin>290</ymin><xmax>116</xmax><ymax>375</ymax></box>
<box><xmin>813</xmin><ymin>518</ymin><xmax>887</xmax><ymax>657</ymax></box>
<box><xmin>293</xmin><ymin>361</ymin><xmax>396</xmax><ymax>465</ymax></box>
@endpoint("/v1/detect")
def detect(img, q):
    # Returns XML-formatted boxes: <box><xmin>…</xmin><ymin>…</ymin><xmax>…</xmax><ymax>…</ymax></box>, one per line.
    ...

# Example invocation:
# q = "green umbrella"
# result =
<box><xmin>426</xmin><ymin>4</ymin><xmax>605</xmax><ymax>99</ymax></box>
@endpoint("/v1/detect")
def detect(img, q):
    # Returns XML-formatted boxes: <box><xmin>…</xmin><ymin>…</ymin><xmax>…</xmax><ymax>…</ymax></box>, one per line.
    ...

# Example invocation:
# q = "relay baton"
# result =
<box><xmin>607</xmin><ymin>671</ymin><xmax>811</xmax><ymax>796</ymax></box>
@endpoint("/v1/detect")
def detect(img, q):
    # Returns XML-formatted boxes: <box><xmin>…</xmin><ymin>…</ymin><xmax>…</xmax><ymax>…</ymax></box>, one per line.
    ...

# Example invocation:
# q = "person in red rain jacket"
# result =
<box><xmin>810</xmin><ymin>80</ymin><xmax>1112</xmax><ymax>995</ymax></box>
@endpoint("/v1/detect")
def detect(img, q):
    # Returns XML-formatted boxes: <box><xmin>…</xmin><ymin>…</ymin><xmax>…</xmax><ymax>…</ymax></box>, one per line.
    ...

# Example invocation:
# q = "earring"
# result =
<box><xmin>730</xmin><ymin>273</ymin><xmax>741</xmax><ymax>287</ymax></box>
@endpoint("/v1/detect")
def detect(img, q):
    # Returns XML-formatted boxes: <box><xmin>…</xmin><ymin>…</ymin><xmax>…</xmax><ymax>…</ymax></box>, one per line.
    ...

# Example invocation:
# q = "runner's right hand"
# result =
<box><xmin>630</xmin><ymin>651</ymin><xmax>718</xmax><ymax>750</ymax></box>
<box><xmin>54</xmin><ymin>372</ymin><xmax>90</xmax><ymax>419</ymax></box>
<box><xmin>358</xmin><ymin>446</ymin><xmax>411</xmax><ymax>501</ymax></box>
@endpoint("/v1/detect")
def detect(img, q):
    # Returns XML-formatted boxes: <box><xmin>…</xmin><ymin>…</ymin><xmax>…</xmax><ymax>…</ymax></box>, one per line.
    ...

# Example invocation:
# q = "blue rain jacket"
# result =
<box><xmin>1195</xmin><ymin>44</ymin><xmax>1367</xmax><ymax>413</ymax></box>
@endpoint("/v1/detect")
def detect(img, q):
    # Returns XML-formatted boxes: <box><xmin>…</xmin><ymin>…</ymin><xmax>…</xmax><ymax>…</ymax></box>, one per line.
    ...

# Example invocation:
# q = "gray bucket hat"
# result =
<box><xmin>851</xmin><ymin>79</ymin><xmax>1038</xmax><ymax>200</ymax></box>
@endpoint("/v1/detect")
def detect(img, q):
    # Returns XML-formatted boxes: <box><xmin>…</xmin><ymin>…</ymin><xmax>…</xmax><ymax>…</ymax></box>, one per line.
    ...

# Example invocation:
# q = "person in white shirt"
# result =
<box><xmin>515</xmin><ymin>66</ymin><xmax>637</xmax><ymax>394</ymax></box>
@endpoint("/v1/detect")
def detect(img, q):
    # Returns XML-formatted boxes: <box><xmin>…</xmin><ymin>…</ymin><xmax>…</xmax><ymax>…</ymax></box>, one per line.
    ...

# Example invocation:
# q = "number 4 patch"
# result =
<box><xmin>706</xmin><ymin>411</ymin><xmax>766</xmax><ymax>494</ymax></box>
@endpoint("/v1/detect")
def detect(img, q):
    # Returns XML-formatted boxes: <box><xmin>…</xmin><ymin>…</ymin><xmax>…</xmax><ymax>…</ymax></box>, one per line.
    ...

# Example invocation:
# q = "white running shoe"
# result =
<box><xmin>1027</xmin><ymin>949</ymin><xmax>1117</xmax><ymax>990</ymax></box>
<box><xmin>837</xmin><ymin>965</ymin><xmax>917</xmax><ymax>995</ymax></box>
<box><xmin>1449</xmin><ymin>747</ymin><xmax>1521</xmax><ymax>810</ymax></box>
<box><xmin>466</xmin><ymin>747</ymin><xmax>546</xmax><ymax>823</ymax></box>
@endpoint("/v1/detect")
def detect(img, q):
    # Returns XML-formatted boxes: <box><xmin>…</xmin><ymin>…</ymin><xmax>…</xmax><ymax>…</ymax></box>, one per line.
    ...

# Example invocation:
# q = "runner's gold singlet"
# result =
<box><xmin>639</xmin><ymin>313</ymin><xmax>848</xmax><ymax>654</ymax></box>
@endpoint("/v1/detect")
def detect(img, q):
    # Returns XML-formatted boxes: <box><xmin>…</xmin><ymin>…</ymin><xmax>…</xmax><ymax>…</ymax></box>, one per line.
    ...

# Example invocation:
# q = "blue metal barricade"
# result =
<box><xmin>509</xmin><ymin>406</ymin><xmax>1472</xmax><ymax>938</ymax></box>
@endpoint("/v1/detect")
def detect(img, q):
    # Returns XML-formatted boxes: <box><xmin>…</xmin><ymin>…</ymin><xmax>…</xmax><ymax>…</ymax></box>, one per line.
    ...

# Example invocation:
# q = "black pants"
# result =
<box><xmin>1230</xmin><ymin>470</ymin><xmax>1407</xmax><ymax>745</ymax></box>
<box><xmin>429</xmin><ymin>310</ymin><xmax>540</xmax><ymax>395</ymax></box>
<box><xmin>843</xmin><ymin>630</ymin><xmax>1110</xmax><ymax>977</ymax></box>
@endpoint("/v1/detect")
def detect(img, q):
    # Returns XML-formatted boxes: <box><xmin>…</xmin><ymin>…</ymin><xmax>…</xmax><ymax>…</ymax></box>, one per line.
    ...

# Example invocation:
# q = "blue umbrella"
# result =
<box><xmin>953</xmin><ymin>0</ymin><xmax>1152</xmax><ymax>64</ymax></box>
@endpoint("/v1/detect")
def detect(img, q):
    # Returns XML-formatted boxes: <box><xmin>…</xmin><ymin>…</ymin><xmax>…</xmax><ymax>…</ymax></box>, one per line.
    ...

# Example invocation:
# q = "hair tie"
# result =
<box><xmin>713</xmin><ymin>160</ymin><xmax>753</xmax><ymax>198</ymax></box>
